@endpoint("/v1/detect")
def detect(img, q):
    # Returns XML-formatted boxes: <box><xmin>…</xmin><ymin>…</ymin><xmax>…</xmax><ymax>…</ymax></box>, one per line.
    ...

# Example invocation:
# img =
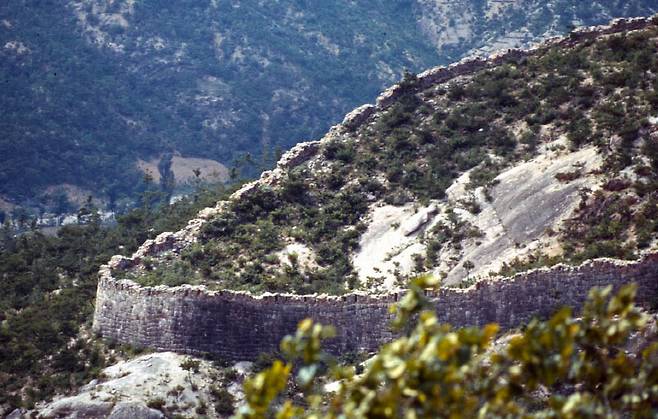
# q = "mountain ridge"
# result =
<box><xmin>108</xmin><ymin>14</ymin><xmax>658</xmax><ymax>296</ymax></box>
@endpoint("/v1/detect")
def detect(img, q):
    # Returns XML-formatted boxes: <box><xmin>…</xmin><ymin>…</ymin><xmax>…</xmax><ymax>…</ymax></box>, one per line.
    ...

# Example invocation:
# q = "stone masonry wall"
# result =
<box><xmin>93</xmin><ymin>254</ymin><xmax>658</xmax><ymax>361</ymax></box>
<box><xmin>93</xmin><ymin>15</ymin><xmax>658</xmax><ymax>360</ymax></box>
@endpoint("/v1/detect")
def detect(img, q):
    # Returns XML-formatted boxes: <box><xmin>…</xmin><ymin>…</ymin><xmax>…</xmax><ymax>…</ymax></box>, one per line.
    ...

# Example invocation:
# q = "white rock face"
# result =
<box><xmin>36</xmin><ymin>352</ymin><xmax>248</xmax><ymax>419</ymax></box>
<box><xmin>353</xmin><ymin>142</ymin><xmax>603</xmax><ymax>289</ymax></box>
<box><xmin>353</xmin><ymin>203</ymin><xmax>442</xmax><ymax>290</ymax></box>
<box><xmin>277</xmin><ymin>242</ymin><xmax>318</xmax><ymax>271</ymax></box>
<box><xmin>440</xmin><ymin>144</ymin><xmax>602</xmax><ymax>284</ymax></box>
<box><xmin>401</xmin><ymin>205</ymin><xmax>438</xmax><ymax>236</ymax></box>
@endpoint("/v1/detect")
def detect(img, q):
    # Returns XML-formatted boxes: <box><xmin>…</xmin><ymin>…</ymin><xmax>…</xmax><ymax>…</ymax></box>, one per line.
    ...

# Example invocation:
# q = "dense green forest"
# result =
<box><xmin>1</xmin><ymin>0</ymin><xmax>657</xmax><ymax>209</ymax></box>
<box><xmin>0</xmin><ymin>184</ymin><xmax>237</xmax><ymax>411</ymax></box>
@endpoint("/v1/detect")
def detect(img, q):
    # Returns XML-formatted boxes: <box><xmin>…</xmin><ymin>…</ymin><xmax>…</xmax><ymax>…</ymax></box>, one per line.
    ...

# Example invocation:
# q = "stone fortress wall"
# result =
<box><xmin>346</xmin><ymin>15</ymin><xmax>656</xmax><ymax>124</ymax></box>
<box><xmin>94</xmin><ymin>255</ymin><xmax>658</xmax><ymax>361</ymax></box>
<box><xmin>93</xmin><ymin>15</ymin><xmax>658</xmax><ymax>360</ymax></box>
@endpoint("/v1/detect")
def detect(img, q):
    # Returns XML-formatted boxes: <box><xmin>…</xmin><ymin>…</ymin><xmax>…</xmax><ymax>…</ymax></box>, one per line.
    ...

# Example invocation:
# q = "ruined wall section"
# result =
<box><xmin>93</xmin><ymin>254</ymin><xmax>658</xmax><ymax>361</ymax></box>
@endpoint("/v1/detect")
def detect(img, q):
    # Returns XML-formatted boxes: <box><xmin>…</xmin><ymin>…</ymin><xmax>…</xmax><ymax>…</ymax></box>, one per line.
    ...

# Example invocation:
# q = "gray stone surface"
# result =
<box><xmin>39</xmin><ymin>399</ymin><xmax>114</xmax><ymax>419</ymax></box>
<box><xmin>36</xmin><ymin>352</ymin><xmax>242</xmax><ymax>419</ymax></box>
<box><xmin>93</xmin><ymin>254</ymin><xmax>658</xmax><ymax>361</ymax></box>
<box><xmin>108</xmin><ymin>402</ymin><xmax>164</xmax><ymax>419</ymax></box>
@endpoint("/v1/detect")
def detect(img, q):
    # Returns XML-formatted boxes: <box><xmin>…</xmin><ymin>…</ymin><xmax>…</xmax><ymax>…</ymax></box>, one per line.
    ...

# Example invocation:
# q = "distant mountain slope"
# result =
<box><xmin>1</xmin><ymin>1</ymin><xmax>657</xmax><ymax>208</ymax></box>
<box><xmin>116</xmin><ymin>16</ymin><xmax>658</xmax><ymax>294</ymax></box>
<box><xmin>415</xmin><ymin>0</ymin><xmax>658</xmax><ymax>59</ymax></box>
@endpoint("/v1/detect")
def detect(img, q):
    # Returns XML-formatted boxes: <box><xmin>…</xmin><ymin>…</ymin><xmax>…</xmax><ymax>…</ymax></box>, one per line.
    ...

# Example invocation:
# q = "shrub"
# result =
<box><xmin>195</xmin><ymin>400</ymin><xmax>208</xmax><ymax>415</ymax></box>
<box><xmin>567</xmin><ymin>116</ymin><xmax>592</xmax><ymax>148</ymax></box>
<box><xmin>555</xmin><ymin>170</ymin><xmax>582</xmax><ymax>182</ymax></box>
<box><xmin>147</xmin><ymin>398</ymin><xmax>166</xmax><ymax>411</ymax></box>
<box><xmin>237</xmin><ymin>281</ymin><xmax>657</xmax><ymax>418</ymax></box>
<box><xmin>211</xmin><ymin>386</ymin><xmax>235</xmax><ymax>416</ymax></box>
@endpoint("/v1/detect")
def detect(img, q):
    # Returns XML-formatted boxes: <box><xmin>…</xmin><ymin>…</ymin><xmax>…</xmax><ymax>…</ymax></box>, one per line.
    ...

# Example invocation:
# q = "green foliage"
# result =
<box><xmin>184</xmin><ymin>172</ymin><xmax>373</xmax><ymax>293</ymax></box>
<box><xmin>134</xmin><ymin>22</ymin><xmax>658</xmax><ymax>294</ymax></box>
<box><xmin>497</xmin><ymin>253</ymin><xmax>564</xmax><ymax>277</ymax></box>
<box><xmin>0</xmin><ymin>184</ymin><xmax>234</xmax><ymax>410</ymax></box>
<box><xmin>466</xmin><ymin>157</ymin><xmax>503</xmax><ymax>191</ymax></box>
<box><xmin>210</xmin><ymin>385</ymin><xmax>236</xmax><ymax>416</ymax></box>
<box><xmin>561</xmin><ymin>192</ymin><xmax>639</xmax><ymax>263</ymax></box>
<box><xmin>239</xmin><ymin>282</ymin><xmax>658</xmax><ymax>417</ymax></box>
<box><xmin>567</xmin><ymin>114</ymin><xmax>593</xmax><ymax>149</ymax></box>
<box><xmin>147</xmin><ymin>398</ymin><xmax>167</xmax><ymax>411</ymax></box>
<box><xmin>180</xmin><ymin>358</ymin><xmax>201</xmax><ymax>373</ymax></box>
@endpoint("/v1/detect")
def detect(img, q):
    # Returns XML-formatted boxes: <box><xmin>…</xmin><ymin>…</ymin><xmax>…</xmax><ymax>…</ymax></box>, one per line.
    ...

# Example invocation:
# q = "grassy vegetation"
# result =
<box><xmin>130</xmin><ymin>24</ymin><xmax>658</xmax><ymax>294</ymax></box>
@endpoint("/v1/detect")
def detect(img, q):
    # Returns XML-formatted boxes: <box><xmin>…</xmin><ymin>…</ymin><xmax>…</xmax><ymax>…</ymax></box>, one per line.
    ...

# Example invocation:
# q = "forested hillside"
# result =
<box><xmin>0</xmin><ymin>184</ymin><xmax>238</xmax><ymax>412</ymax></box>
<box><xmin>1</xmin><ymin>0</ymin><xmax>657</xmax><ymax>210</ymax></box>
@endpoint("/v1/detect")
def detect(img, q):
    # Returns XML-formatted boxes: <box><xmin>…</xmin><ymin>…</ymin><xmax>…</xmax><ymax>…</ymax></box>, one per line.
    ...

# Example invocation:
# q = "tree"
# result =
<box><xmin>399</xmin><ymin>69</ymin><xmax>418</xmax><ymax>91</ymax></box>
<box><xmin>158</xmin><ymin>152</ymin><xmax>175</xmax><ymax>199</ymax></box>
<box><xmin>238</xmin><ymin>278</ymin><xmax>658</xmax><ymax>418</ymax></box>
<box><xmin>180</xmin><ymin>357</ymin><xmax>201</xmax><ymax>388</ymax></box>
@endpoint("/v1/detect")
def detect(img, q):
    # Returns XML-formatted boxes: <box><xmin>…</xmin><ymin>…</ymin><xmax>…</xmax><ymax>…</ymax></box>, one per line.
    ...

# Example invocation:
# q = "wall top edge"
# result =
<box><xmin>99</xmin><ymin>253</ymin><xmax>658</xmax><ymax>301</ymax></box>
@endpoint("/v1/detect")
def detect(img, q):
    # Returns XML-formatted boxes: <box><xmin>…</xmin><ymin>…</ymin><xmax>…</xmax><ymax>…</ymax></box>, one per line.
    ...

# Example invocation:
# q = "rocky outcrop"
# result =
<box><xmin>401</xmin><ymin>205</ymin><xmax>438</xmax><ymax>236</ymax></box>
<box><xmin>35</xmin><ymin>352</ymin><xmax>246</xmax><ymax>419</ymax></box>
<box><xmin>275</xmin><ymin>140</ymin><xmax>322</xmax><ymax>169</ymax></box>
<box><xmin>94</xmin><ymin>254</ymin><xmax>658</xmax><ymax>361</ymax></box>
<box><xmin>342</xmin><ymin>104</ymin><xmax>376</xmax><ymax>131</ymax></box>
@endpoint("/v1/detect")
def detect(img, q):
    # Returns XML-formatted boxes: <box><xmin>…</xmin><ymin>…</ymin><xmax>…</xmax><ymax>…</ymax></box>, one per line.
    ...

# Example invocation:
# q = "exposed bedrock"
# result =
<box><xmin>93</xmin><ymin>254</ymin><xmax>658</xmax><ymax>361</ymax></box>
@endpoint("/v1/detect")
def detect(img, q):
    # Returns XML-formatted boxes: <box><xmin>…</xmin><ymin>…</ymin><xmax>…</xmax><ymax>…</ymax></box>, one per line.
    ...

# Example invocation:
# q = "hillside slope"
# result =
<box><xmin>1</xmin><ymin>0</ymin><xmax>657</xmax><ymax>208</ymax></box>
<box><xmin>114</xmin><ymin>16</ymin><xmax>658</xmax><ymax>295</ymax></box>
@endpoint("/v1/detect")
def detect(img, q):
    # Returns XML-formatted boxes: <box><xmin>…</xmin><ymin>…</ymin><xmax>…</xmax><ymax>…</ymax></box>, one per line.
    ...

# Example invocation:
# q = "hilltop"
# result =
<box><xmin>3</xmin><ymin>14</ymin><xmax>658</xmax><ymax>418</ymax></box>
<box><xmin>114</xmin><ymin>16</ymin><xmax>658</xmax><ymax>295</ymax></box>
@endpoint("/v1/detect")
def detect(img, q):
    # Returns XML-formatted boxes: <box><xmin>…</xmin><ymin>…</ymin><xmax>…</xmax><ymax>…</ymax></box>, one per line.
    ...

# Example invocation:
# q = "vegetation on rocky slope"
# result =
<box><xmin>130</xmin><ymin>22</ymin><xmax>658</xmax><ymax>294</ymax></box>
<box><xmin>0</xmin><ymin>185</ymin><xmax>237</xmax><ymax>413</ymax></box>
<box><xmin>2</xmin><ymin>1</ymin><xmax>656</xmax><ymax>209</ymax></box>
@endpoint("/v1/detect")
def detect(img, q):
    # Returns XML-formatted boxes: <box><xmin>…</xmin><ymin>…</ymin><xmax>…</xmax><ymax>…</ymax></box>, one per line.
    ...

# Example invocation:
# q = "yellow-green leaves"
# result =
<box><xmin>281</xmin><ymin>318</ymin><xmax>336</xmax><ymax>366</ymax></box>
<box><xmin>238</xmin><ymin>360</ymin><xmax>291</xmax><ymax>419</ymax></box>
<box><xmin>239</xmin><ymin>284</ymin><xmax>657</xmax><ymax>418</ymax></box>
<box><xmin>390</xmin><ymin>275</ymin><xmax>439</xmax><ymax>331</ymax></box>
